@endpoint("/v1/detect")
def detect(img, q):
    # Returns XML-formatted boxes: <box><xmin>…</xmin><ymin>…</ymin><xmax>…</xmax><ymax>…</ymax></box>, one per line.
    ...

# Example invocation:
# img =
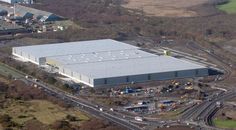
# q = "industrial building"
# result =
<box><xmin>0</xmin><ymin>4</ymin><xmax>63</xmax><ymax>22</ymax></box>
<box><xmin>0</xmin><ymin>0</ymin><xmax>33</xmax><ymax>4</ymax></box>
<box><xmin>12</xmin><ymin>39</ymin><xmax>209</xmax><ymax>87</ymax></box>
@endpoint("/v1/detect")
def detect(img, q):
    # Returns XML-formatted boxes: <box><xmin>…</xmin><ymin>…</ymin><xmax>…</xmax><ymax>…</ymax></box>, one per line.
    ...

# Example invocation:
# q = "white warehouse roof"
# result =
<box><xmin>14</xmin><ymin>39</ymin><xmax>138</xmax><ymax>58</ymax></box>
<box><xmin>62</xmin><ymin>56</ymin><xmax>206</xmax><ymax>79</ymax></box>
<box><xmin>47</xmin><ymin>49</ymin><xmax>206</xmax><ymax>79</ymax></box>
<box><xmin>12</xmin><ymin>39</ymin><xmax>209</xmax><ymax>87</ymax></box>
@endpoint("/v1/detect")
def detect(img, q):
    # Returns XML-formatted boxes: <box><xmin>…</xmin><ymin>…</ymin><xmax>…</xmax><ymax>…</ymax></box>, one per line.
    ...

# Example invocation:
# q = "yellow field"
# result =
<box><xmin>0</xmin><ymin>100</ymin><xmax>89</xmax><ymax>125</ymax></box>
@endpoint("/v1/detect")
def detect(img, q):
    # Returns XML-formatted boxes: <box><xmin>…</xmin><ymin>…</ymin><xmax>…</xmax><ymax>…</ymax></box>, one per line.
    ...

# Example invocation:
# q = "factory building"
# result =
<box><xmin>0</xmin><ymin>0</ymin><xmax>33</xmax><ymax>4</ymax></box>
<box><xmin>12</xmin><ymin>39</ymin><xmax>209</xmax><ymax>87</ymax></box>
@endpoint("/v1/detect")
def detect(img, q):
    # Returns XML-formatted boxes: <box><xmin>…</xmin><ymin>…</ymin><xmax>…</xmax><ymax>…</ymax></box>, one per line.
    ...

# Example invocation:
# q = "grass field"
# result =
<box><xmin>213</xmin><ymin>119</ymin><xmax>236</xmax><ymax>129</ymax></box>
<box><xmin>122</xmin><ymin>0</ymin><xmax>209</xmax><ymax>17</ymax></box>
<box><xmin>218</xmin><ymin>0</ymin><xmax>236</xmax><ymax>13</ymax></box>
<box><xmin>0</xmin><ymin>62</ymin><xmax>24</xmax><ymax>79</ymax></box>
<box><xmin>0</xmin><ymin>100</ymin><xmax>89</xmax><ymax>125</ymax></box>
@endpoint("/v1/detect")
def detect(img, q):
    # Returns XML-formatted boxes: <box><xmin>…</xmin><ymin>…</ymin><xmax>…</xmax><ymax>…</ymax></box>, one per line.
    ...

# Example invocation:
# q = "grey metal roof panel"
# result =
<box><xmin>11</xmin><ymin>4</ymin><xmax>53</xmax><ymax>17</ymax></box>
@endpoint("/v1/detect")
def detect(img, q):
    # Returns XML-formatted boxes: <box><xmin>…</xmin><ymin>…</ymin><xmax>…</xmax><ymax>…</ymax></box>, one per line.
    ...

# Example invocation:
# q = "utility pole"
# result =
<box><xmin>13</xmin><ymin>3</ymin><xmax>16</xmax><ymax>18</ymax></box>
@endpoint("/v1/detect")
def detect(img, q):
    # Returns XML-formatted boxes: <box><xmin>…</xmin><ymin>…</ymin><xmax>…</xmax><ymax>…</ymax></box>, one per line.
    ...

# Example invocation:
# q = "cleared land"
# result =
<box><xmin>122</xmin><ymin>0</ymin><xmax>209</xmax><ymax>17</ymax></box>
<box><xmin>150</xmin><ymin>109</ymin><xmax>182</xmax><ymax>120</ymax></box>
<box><xmin>218</xmin><ymin>0</ymin><xmax>236</xmax><ymax>13</ymax></box>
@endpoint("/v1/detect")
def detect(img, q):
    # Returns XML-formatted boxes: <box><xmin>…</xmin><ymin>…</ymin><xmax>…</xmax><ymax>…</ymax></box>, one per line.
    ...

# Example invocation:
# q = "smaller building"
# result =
<box><xmin>0</xmin><ymin>0</ymin><xmax>33</xmax><ymax>4</ymax></box>
<box><xmin>0</xmin><ymin>4</ymin><xmax>63</xmax><ymax>22</ymax></box>
<box><xmin>160</xmin><ymin>100</ymin><xmax>174</xmax><ymax>105</ymax></box>
<box><xmin>124</xmin><ymin>105</ymin><xmax>149</xmax><ymax>112</ymax></box>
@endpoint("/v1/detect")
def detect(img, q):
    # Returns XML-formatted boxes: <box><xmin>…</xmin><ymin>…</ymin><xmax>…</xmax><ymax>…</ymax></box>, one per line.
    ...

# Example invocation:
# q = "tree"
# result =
<box><xmin>23</xmin><ymin>119</ymin><xmax>49</xmax><ymax>130</ymax></box>
<box><xmin>47</xmin><ymin>76</ymin><xmax>57</xmax><ymax>84</ymax></box>
<box><xmin>7</xmin><ymin>74</ymin><xmax>13</xmax><ymax>80</ymax></box>
<box><xmin>51</xmin><ymin>120</ymin><xmax>79</xmax><ymax>130</ymax></box>
<box><xmin>0</xmin><ymin>114</ymin><xmax>19</xmax><ymax>128</ymax></box>
<box><xmin>66</xmin><ymin>115</ymin><xmax>77</xmax><ymax>122</ymax></box>
<box><xmin>206</xmin><ymin>29</ymin><xmax>213</xmax><ymax>36</ymax></box>
<box><xmin>0</xmin><ymin>114</ymin><xmax>11</xmax><ymax>123</ymax></box>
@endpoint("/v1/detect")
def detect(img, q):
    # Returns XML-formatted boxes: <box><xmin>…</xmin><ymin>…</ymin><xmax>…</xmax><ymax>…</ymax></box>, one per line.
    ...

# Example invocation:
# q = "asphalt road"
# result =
<box><xmin>181</xmin><ymin>90</ymin><xmax>236</xmax><ymax>129</ymax></box>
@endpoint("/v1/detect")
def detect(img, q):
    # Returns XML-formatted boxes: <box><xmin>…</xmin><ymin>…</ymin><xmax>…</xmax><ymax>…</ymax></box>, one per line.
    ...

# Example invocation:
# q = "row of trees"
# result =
<box><xmin>27</xmin><ymin>0</ymin><xmax>236</xmax><ymax>42</ymax></box>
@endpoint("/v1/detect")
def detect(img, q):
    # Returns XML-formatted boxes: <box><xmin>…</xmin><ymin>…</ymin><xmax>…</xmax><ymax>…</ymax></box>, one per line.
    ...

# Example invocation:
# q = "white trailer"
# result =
<box><xmin>135</xmin><ymin>116</ymin><xmax>143</xmax><ymax>121</ymax></box>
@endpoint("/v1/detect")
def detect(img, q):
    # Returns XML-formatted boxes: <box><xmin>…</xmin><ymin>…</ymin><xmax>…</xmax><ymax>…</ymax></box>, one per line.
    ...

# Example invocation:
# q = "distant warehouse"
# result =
<box><xmin>12</xmin><ymin>39</ymin><xmax>209</xmax><ymax>87</ymax></box>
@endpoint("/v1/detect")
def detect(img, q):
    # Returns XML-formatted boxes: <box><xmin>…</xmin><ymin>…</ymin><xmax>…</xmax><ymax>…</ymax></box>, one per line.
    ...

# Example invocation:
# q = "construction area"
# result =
<box><xmin>12</xmin><ymin>39</ymin><xmax>209</xmax><ymax>87</ymax></box>
<box><xmin>0</xmin><ymin>19</ymin><xmax>29</xmax><ymax>35</ymax></box>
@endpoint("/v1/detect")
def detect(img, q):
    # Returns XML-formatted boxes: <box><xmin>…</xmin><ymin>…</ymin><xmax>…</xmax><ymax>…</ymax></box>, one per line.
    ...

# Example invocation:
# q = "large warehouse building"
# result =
<box><xmin>12</xmin><ymin>39</ymin><xmax>209</xmax><ymax>87</ymax></box>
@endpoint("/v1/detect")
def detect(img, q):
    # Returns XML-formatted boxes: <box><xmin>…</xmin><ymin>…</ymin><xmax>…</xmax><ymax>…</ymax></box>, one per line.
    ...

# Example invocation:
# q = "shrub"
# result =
<box><xmin>66</xmin><ymin>115</ymin><xmax>77</xmax><ymax>122</ymax></box>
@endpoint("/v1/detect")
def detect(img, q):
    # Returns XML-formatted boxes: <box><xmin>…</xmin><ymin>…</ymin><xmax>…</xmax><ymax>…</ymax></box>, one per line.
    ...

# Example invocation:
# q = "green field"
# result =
<box><xmin>217</xmin><ymin>0</ymin><xmax>236</xmax><ymax>13</ymax></box>
<box><xmin>213</xmin><ymin>119</ymin><xmax>236</xmax><ymax>129</ymax></box>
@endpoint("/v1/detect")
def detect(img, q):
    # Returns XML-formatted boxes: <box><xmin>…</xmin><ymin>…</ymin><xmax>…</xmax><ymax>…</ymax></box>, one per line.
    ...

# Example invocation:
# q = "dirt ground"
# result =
<box><xmin>155</xmin><ymin>126</ymin><xmax>194</xmax><ymax>130</ymax></box>
<box><xmin>222</xmin><ymin>39</ymin><xmax>236</xmax><ymax>55</ymax></box>
<box><xmin>122</xmin><ymin>0</ymin><xmax>210</xmax><ymax>17</ymax></box>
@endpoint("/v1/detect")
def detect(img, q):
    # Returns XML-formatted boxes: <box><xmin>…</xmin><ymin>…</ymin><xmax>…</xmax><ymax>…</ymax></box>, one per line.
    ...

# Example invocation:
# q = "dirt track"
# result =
<box><xmin>155</xmin><ymin>125</ymin><xmax>194</xmax><ymax>130</ymax></box>
<box><xmin>122</xmin><ymin>0</ymin><xmax>209</xmax><ymax>17</ymax></box>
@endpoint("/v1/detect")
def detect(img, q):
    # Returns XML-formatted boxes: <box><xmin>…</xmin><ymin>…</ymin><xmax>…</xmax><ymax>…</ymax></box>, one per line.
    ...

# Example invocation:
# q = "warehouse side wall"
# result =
<box><xmin>151</xmin><ymin>72</ymin><xmax>176</xmax><ymax>80</ymax></box>
<box><xmin>93</xmin><ymin>68</ymin><xmax>209</xmax><ymax>87</ymax></box>
<box><xmin>57</xmin><ymin>66</ymin><xmax>94</xmax><ymax>87</ymax></box>
<box><xmin>196</xmin><ymin>68</ymin><xmax>209</xmax><ymax>76</ymax></box>
<box><xmin>12</xmin><ymin>47</ymin><xmax>40</xmax><ymax>65</ymax></box>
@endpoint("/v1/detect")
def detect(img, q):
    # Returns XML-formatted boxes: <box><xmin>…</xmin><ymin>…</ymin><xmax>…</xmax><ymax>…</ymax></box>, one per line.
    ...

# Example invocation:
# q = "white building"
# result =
<box><xmin>0</xmin><ymin>0</ymin><xmax>33</xmax><ymax>4</ymax></box>
<box><xmin>12</xmin><ymin>39</ymin><xmax>209</xmax><ymax>87</ymax></box>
